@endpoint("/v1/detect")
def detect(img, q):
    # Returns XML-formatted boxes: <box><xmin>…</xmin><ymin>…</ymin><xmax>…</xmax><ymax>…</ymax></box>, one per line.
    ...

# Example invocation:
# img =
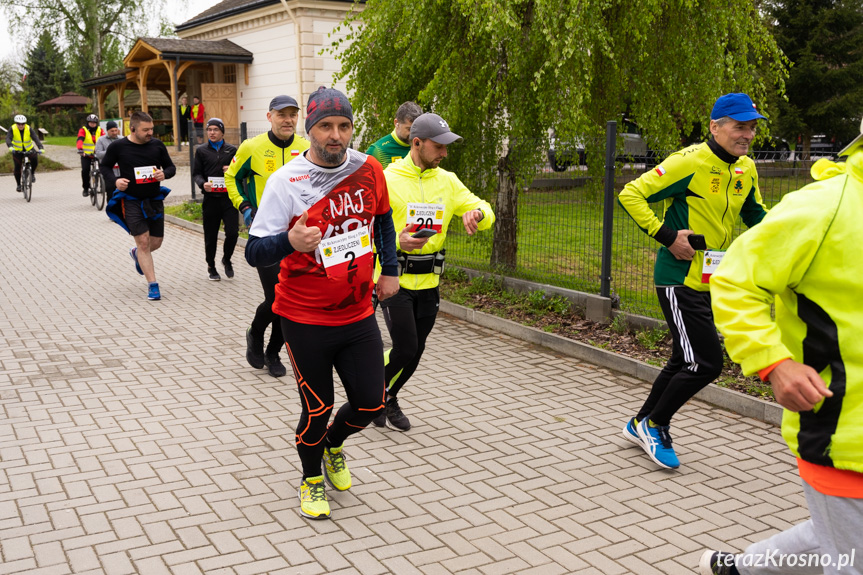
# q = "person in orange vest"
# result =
<box><xmin>5</xmin><ymin>114</ymin><xmax>44</xmax><ymax>192</ymax></box>
<box><xmin>191</xmin><ymin>96</ymin><xmax>205</xmax><ymax>144</ymax></box>
<box><xmin>77</xmin><ymin>113</ymin><xmax>104</xmax><ymax>197</ymax></box>
<box><xmin>178</xmin><ymin>95</ymin><xmax>191</xmax><ymax>144</ymax></box>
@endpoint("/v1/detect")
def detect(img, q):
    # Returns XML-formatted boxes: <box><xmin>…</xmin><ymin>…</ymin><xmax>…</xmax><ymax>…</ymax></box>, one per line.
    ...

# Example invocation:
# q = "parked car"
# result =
<box><xmin>751</xmin><ymin>136</ymin><xmax>790</xmax><ymax>161</ymax></box>
<box><xmin>806</xmin><ymin>134</ymin><xmax>843</xmax><ymax>158</ymax></box>
<box><xmin>547</xmin><ymin>118</ymin><xmax>658</xmax><ymax>172</ymax></box>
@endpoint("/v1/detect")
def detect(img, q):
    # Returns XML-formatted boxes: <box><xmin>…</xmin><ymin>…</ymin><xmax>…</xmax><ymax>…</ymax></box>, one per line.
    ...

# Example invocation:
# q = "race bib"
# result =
<box><xmin>317</xmin><ymin>227</ymin><xmax>373</xmax><ymax>278</ymax></box>
<box><xmin>702</xmin><ymin>250</ymin><xmax>725</xmax><ymax>283</ymax></box>
<box><xmin>406</xmin><ymin>203</ymin><xmax>445</xmax><ymax>233</ymax></box>
<box><xmin>134</xmin><ymin>166</ymin><xmax>157</xmax><ymax>184</ymax></box>
<box><xmin>208</xmin><ymin>176</ymin><xmax>226</xmax><ymax>192</ymax></box>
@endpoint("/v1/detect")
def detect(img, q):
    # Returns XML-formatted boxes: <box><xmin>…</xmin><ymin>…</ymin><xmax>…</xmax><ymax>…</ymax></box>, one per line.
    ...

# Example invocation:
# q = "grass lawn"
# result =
<box><xmin>0</xmin><ymin>151</ymin><xmax>67</xmax><ymax>174</ymax></box>
<box><xmin>446</xmin><ymin>170</ymin><xmax>815</xmax><ymax>318</ymax></box>
<box><xmin>42</xmin><ymin>136</ymin><xmax>79</xmax><ymax>147</ymax></box>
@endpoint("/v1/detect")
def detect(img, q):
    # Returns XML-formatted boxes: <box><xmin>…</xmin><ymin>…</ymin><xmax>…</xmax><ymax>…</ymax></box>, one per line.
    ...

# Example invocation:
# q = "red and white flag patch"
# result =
<box><xmin>291</xmin><ymin>149</ymin><xmax>300</xmax><ymax>156</ymax></box>
<box><xmin>735</xmin><ymin>167</ymin><xmax>744</xmax><ymax>175</ymax></box>
<box><xmin>655</xmin><ymin>166</ymin><xmax>666</xmax><ymax>176</ymax></box>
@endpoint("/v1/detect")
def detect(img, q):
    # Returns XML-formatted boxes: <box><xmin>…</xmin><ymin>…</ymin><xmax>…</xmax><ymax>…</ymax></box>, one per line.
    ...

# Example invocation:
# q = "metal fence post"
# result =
<box><xmin>188</xmin><ymin>119</ymin><xmax>197</xmax><ymax>201</ymax></box>
<box><xmin>600</xmin><ymin>120</ymin><xmax>617</xmax><ymax>299</ymax></box>
<box><xmin>240</xmin><ymin>121</ymin><xmax>247</xmax><ymax>143</ymax></box>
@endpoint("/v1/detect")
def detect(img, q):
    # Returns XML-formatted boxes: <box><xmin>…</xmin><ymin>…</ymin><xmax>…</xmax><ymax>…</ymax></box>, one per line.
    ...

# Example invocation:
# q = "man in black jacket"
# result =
<box><xmin>101</xmin><ymin>111</ymin><xmax>176</xmax><ymax>301</ymax></box>
<box><xmin>193</xmin><ymin>118</ymin><xmax>239</xmax><ymax>281</ymax></box>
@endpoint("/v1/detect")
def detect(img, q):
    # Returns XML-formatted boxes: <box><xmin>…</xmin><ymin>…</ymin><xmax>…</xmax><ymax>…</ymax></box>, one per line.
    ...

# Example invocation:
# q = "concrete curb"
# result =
<box><xmin>440</xmin><ymin>300</ymin><xmax>783</xmax><ymax>426</ymax></box>
<box><xmin>164</xmin><ymin>214</ymin><xmax>782</xmax><ymax>427</ymax></box>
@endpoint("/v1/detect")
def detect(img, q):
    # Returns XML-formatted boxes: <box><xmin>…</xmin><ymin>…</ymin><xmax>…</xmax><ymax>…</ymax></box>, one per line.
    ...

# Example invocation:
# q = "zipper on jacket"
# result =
<box><xmin>721</xmin><ymin>165</ymin><xmax>733</xmax><ymax>248</ymax></box>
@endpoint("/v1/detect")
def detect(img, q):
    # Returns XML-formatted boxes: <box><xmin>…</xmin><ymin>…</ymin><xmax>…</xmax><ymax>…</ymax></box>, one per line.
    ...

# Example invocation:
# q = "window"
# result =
<box><xmin>223</xmin><ymin>65</ymin><xmax>236</xmax><ymax>83</ymax></box>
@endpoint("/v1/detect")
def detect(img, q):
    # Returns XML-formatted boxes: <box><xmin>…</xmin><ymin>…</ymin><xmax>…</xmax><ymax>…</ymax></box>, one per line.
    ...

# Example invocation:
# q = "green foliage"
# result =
<box><xmin>165</xmin><ymin>202</ymin><xmax>203</xmax><ymax>223</ymax></box>
<box><xmin>1</xmin><ymin>0</ymin><xmax>168</xmax><ymax>81</ymax></box>
<box><xmin>635</xmin><ymin>326</ymin><xmax>669</xmax><ymax>350</ymax></box>
<box><xmin>610</xmin><ymin>313</ymin><xmax>628</xmax><ymax>334</ymax></box>
<box><xmin>525</xmin><ymin>290</ymin><xmax>571</xmax><ymax>314</ymax></box>
<box><xmin>24</xmin><ymin>31</ymin><xmax>72</xmax><ymax>107</ymax></box>
<box><xmin>332</xmin><ymin>0</ymin><xmax>787</xmax><ymax>186</ymax></box>
<box><xmin>766</xmin><ymin>0</ymin><xmax>863</xmax><ymax>147</ymax></box>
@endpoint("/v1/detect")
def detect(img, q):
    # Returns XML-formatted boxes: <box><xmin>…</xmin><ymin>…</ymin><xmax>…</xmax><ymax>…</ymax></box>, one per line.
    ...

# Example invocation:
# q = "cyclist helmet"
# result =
<box><xmin>13</xmin><ymin>114</ymin><xmax>26</xmax><ymax>123</ymax></box>
<box><xmin>86</xmin><ymin>113</ymin><xmax>99</xmax><ymax>123</ymax></box>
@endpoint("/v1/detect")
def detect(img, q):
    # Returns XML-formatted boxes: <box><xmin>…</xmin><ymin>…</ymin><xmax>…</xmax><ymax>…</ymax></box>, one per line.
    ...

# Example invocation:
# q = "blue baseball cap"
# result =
<box><xmin>710</xmin><ymin>93</ymin><xmax>766</xmax><ymax>121</ymax></box>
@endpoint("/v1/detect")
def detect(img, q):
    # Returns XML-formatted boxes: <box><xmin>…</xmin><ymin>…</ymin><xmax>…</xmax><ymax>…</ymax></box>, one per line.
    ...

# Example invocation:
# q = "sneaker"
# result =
<box><xmin>82</xmin><ymin>188</ymin><xmax>90</xmax><ymax>197</ymax></box>
<box><xmin>622</xmin><ymin>417</ymin><xmax>643</xmax><ymax>447</ymax></box>
<box><xmin>208</xmin><ymin>267</ymin><xmax>221</xmax><ymax>281</ymax></box>
<box><xmin>265</xmin><ymin>353</ymin><xmax>287</xmax><ymax>378</ymax></box>
<box><xmin>636</xmin><ymin>419</ymin><xmax>680</xmax><ymax>469</ymax></box>
<box><xmin>222</xmin><ymin>258</ymin><xmax>234</xmax><ymax>278</ymax></box>
<box><xmin>31</xmin><ymin>174</ymin><xmax>35</xmax><ymax>183</ymax></box>
<box><xmin>371</xmin><ymin>411</ymin><xmax>386</xmax><ymax>427</ymax></box>
<box><xmin>698</xmin><ymin>550</ymin><xmax>739</xmax><ymax>575</ymax></box>
<box><xmin>147</xmin><ymin>283</ymin><xmax>161</xmax><ymax>301</ymax></box>
<box><xmin>298</xmin><ymin>476</ymin><xmax>330</xmax><ymax>520</ymax></box>
<box><xmin>322</xmin><ymin>445</ymin><xmax>352</xmax><ymax>491</ymax></box>
<box><xmin>16</xmin><ymin>185</ymin><xmax>21</xmax><ymax>192</ymax></box>
<box><xmin>245</xmin><ymin>326</ymin><xmax>265</xmax><ymax>369</ymax></box>
<box><xmin>129</xmin><ymin>247</ymin><xmax>143</xmax><ymax>276</ymax></box>
<box><xmin>384</xmin><ymin>396</ymin><xmax>411</xmax><ymax>431</ymax></box>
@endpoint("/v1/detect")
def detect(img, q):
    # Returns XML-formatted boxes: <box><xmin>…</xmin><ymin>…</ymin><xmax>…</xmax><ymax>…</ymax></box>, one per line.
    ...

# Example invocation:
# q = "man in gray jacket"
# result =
<box><xmin>95</xmin><ymin>121</ymin><xmax>122</xmax><ymax>162</ymax></box>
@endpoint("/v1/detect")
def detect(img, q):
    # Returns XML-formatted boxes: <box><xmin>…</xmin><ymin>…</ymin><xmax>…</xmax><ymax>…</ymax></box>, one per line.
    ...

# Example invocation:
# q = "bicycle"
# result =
<box><xmin>20</xmin><ymin>153</ymin><xmax>33</xmax><ymax>203</ymax></box>
<box><xmin>87</xmin><ymin>156</ymin><xmax>106</xmax><ymax>211</ymax></box>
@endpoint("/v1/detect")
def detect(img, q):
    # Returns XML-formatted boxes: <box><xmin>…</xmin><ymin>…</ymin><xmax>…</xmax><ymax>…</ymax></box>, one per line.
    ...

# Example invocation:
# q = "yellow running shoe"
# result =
<box><xmin>298</xmin><ymin>476</ymin><xmax>330</xmax><ymax>520</ymax></box>
<box><xmin>322</xmin><ymin>445</ymin><xmax>352</xmax><ymax>491</ymax></box>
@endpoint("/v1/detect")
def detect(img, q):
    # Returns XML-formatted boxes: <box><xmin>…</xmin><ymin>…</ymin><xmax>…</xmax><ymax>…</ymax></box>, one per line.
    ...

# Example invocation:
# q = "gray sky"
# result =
<box><xmin>0</xmin><ymin>0</ymin><xmax>223</xmax><ymax>61</ymax></box>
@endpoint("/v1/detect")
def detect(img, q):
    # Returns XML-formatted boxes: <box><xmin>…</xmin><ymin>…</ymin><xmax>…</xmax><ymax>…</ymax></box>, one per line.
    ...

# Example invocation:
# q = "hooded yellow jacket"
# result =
<box><xmin>711</xmin><ymin>150</ymin><xmax>863</xmax><ymax>473</ymax></box>
<box><xmin>375</xmin><ymin>153</ymin><xmax>494</xmax><ymax>290</ymax></box>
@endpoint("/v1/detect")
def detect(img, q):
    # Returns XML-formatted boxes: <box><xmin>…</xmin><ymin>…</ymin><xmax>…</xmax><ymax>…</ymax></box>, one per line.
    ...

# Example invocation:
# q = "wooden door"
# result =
<box><xmin>200</xmin><ymin>83</ymin><xmax>238</xmax><ymax>129</ymax></box>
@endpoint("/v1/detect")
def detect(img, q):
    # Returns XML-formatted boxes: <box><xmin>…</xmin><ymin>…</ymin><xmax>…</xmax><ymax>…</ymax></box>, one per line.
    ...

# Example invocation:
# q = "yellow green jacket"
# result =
<box><xmin>711</xmin><ymin>150</ymin><xmax>863</xmax><ymax>473</ymax></box>
<box><xmin>375</xmin><ymin>153</ymin><xmax>494</xmax><ymax>290</ymax></box>
<box><xmin>225</xmin><ymin>131</ymin><xmax>310</xmax><ymax>212</ymax></box>
<box><xmin>618</xmin><ymin>140</ymin><xmax>768</xmax><ymax>291</ymax></box>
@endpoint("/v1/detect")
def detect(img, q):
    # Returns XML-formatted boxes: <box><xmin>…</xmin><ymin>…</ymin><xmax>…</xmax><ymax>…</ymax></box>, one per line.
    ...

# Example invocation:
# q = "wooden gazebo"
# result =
<box><xmin>82</xmin><ymin>37</ymin><xmax>253</xmax><ymax>148</ymax></box>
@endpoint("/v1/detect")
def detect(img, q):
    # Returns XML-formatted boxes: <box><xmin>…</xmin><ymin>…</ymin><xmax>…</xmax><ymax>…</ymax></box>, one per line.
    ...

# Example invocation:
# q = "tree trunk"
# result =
<box><xmin>491</xmin><ymin>153</ymin><xmax>518</xmax><ymax>269</ymax></box>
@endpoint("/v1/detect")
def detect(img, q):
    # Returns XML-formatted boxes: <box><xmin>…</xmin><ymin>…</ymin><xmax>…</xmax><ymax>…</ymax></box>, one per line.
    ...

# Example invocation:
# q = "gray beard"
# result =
<box><xmin>312</xmin><ymin>141</ymin><xmax>346</xmax><ymax>166</ymax></box>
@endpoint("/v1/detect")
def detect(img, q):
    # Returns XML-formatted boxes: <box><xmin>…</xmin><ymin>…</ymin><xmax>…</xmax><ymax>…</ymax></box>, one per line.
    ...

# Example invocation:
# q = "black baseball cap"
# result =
<box><xmin>409</xmin><ymin>113</ymin><xmax>463</xmax><ymax>144</ymax></box>
<box><xmin>269</xmin><ymin>95</ymin><xmax>300</xmax><ymax>111</ymax></box>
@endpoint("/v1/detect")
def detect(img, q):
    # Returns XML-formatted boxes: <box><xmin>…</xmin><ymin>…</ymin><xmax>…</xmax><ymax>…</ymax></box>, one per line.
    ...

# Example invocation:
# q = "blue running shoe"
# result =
<box><xmin>622</xmin><ymin>417</ymin><xmax>643</xmax><ymax>447</ymax></box>
<box><xmin>636</xmin><ymin>419</ymin><xmax>680</xmax><ymax>469</ymax></box>
<box><xmin>147</xmin><ymin>282</ymin><xmax>160</xmax><ymax>301</ymax></box>
<box><xmin>130</xmin><ymin>247</ymin><xmax>143</xmax><ymax>276</ymax></box>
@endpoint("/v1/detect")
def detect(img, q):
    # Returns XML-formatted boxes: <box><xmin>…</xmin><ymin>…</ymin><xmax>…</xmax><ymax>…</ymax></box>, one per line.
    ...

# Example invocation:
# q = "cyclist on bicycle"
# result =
<box><xmin>77</xmin><ymin>113</ymin><xmax>104</xmax><ymax>197</ymax></box>
<box><xmin>6</xmin><ymin>114</ymin><xmax>43</xmax><ymax>193</ymax></box>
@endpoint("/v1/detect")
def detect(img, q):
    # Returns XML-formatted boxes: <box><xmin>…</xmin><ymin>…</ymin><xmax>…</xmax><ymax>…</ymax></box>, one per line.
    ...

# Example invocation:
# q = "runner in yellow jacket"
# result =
<box><xmin>699</xmin><ymin>124</ymin><xmax>863</xmax><ymax>575</ymax></box>
<box><xmin>372</xmin><ymin>113</ymin><xmax>494</xmax><ymax>431</ymax></box>
<box><xmin>617</xmin><ymin>93</ymin><xmax>768</xmax><ymax>469</ymax></box>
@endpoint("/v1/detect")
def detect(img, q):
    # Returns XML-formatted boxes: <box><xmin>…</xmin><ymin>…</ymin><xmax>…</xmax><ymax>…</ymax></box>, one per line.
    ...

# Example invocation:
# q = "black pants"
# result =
<box><xmin>281</xmin><ymin>314</ymin><xmax>385</xmax><ymax>479</ymax></box>
<box><xmin>12</xmin><ymin>151</ymin><xmax>38</xmax><ymax>185</ymax></box>
<box><xmin>380</xmin><ymin>287</ymin><xmax>439</xmax><ymax>397</ymax></box>
<box><xmin>80</xmin><ymin>155</ymin><xmax>95</xmax><ymax>191</ymax></box>
<box><xmin>180</xmin><ymin>120</ymin><xmax>189</xmax><ymax>142</ymax></box>
<box><xmin>636</xmin><ymin>286</ymin><xmax>724</xmax><ymax>426</ymax></box>
<box><xmin>202</xmin><ymin>193</ymin><xmax>239</xmax><ymax>268</ymax></box>
<box><xmin>251</xmin><ymin>263</ymin><xmax>283</xmax><ymax>356</ymax></box>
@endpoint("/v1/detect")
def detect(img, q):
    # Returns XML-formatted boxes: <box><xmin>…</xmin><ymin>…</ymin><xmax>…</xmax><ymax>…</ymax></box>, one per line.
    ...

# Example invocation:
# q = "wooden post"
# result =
<box><xmin>97</xmin><ymin>86</ymin><xmax>106</xmax><ymax>119</ymax></box>
<box><xmin>139</xmin><ymin>66</ymin><xmax>150</xmax><ymax>113</ymax></box>
<box><xmin>165</xmin><ymin>59</ymin><xmax>180</xmax><ymax>151</ymax></box>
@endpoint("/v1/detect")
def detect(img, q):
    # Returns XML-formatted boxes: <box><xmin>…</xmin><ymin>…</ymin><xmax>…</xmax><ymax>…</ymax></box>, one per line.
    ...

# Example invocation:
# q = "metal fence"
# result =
<box><xmin>442</xmin><ymin>124</ymin><xmax>822</xmax><ymax>319</ymax></box>
<box><xmin>229</xmin><ymin>121</ymin><xmax>822</xmax><ymax>319</ymax></box>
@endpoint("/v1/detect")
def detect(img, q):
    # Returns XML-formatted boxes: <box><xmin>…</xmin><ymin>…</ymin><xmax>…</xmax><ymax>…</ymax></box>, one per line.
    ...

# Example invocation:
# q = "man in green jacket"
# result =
<box><xmin>699</xmin><ymin>122</ymin><xmax>863</xmax><ymax>575</ymax></box>
<box><xmin>372</xmin><ymin>113</ymin><xmax>494</xmax><ymax>431</ymax></box>
<box><xmin>365</xmin><ymin>101</ymin><xmax>422</xmax><ymax>169</ymax></box>
<box><xmin>617</xmin><ymin>93</ymin><xmax>769</xmax><ymax>469</ymax></box>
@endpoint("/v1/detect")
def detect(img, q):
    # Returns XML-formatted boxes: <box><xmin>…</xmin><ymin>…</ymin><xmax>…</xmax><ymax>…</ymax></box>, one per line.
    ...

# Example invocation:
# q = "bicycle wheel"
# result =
<box><xmin>94</xmin><ymin>173</ymin><xmax>106</xmax><ymax>211</ymax></box>
<box><xmin>22</xmin><ymin>165</ymin><xmax>32</xmax><ymax>202</ymax></box>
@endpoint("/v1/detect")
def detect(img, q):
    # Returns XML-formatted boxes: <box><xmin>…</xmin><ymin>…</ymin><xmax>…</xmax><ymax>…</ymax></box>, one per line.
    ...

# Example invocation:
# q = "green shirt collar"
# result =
<box><xmin>391</xmin><ymin>129</ymin><xmax>409</xmax><ymax>147</ymax></box>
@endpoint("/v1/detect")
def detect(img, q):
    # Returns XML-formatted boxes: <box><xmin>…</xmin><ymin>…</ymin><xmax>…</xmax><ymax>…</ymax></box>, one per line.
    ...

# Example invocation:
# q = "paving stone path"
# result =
<box><xmin>0</xmin><ymin>169</ymin><xmax>808</xmax><ymax>574</ymax></box>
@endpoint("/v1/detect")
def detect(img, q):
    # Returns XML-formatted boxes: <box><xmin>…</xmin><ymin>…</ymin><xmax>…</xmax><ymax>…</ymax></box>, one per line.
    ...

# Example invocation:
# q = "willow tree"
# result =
<box><xmin>333</xmin><ymin>0</ymin><xmax>786</xmax><ymax>269</ymax></box>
